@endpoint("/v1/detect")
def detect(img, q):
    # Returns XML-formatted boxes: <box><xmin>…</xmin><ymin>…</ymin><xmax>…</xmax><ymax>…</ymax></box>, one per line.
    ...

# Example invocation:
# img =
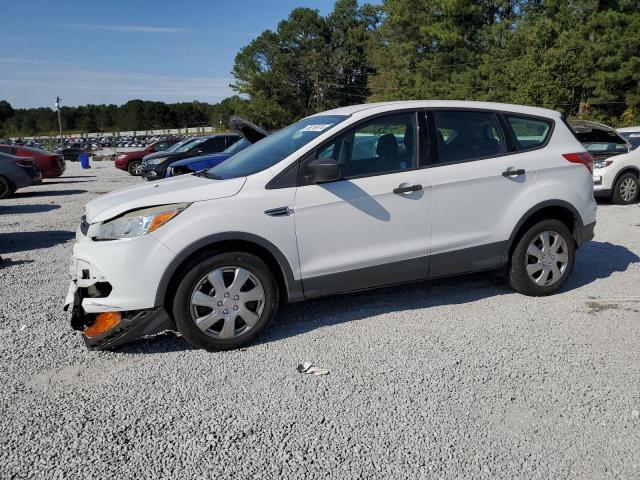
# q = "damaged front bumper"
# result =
<box><xmin>64</xmin><ymin>257</ymin><xmax>174</xmax><ymax>350</ymax></box>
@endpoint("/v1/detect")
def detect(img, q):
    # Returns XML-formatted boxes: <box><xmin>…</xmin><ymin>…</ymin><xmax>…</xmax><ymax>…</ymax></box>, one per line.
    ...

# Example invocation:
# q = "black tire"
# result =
<box><xmin>127</xmin><ymin>159</ymin><xmax>142</xmax><ymax>176</ymax></box>
<box><xmin>507</xmin><ymin>219</ymin><xmax>575</xmax><ymax>296</ymax></box>
<box><xmin>611</xmin><ymin>172</ymin><xmax>639</xmax><ymax>205</ymax></box>
<box><xmin>172</xmin><ymin>252</ymin><xmax>279</xmax><ymax>351</ymax></box>
<box><xmin>0</xmin><ymin>176</ymin><xmax>14</xmax><ymax>199</ymax></box>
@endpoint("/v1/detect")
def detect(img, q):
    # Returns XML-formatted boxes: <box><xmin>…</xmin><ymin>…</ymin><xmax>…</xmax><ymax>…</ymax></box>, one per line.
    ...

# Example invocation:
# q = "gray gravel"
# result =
<box><xmin>1</xmin><ymin>162</ymin><xmax>639</xmax><ymax>479</ymax></box>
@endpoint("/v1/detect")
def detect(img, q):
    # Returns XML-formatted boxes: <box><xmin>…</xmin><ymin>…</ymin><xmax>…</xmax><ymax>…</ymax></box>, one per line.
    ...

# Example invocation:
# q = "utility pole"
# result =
<box><xmin>55</xmin><ymin>96</ymin><xmax>63</xmax><ymax>148</ymax></box>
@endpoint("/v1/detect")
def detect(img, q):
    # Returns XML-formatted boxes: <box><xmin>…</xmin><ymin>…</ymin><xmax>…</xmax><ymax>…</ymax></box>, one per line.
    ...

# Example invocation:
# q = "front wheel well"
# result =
<box><xmin>163</xmin><ymin>239</ymin><xmax>289</xmax><ymax>314</ymax></box>
<box><xmin>508</xmin><ymin>205</ymin><xmax>578</xmax><ymax>260</ymax></box>
<box><xmin>613</xmin><ymin>167</ymin><xmax>639</xmax><ymax>184</ymax></box>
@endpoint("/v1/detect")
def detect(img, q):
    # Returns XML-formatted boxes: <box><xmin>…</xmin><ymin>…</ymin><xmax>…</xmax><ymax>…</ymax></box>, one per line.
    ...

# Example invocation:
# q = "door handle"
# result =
<box><xmin>393</xmin><ymin>184</ymin><xmax>423</xmax><ymax>195</ymax></box>
<box><xmin>502</xmin><ymin>168</ymin><xmax>525</xmax><ymax>177</ymax></box>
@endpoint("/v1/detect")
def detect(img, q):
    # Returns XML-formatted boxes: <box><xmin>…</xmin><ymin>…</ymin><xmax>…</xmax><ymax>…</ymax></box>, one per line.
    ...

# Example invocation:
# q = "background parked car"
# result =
<box><xmin>0</xmin><ymin>152</ymin><xmax>42</xmax><ymax>199</ymax></box>
<box><xmin>569</xmin><ymin>120</ymin><xmax>631</xmax><ymax>160</ymax></box>
<box><xmin>166</xmin><ymin>118</ymin><xmax>268</xmax><ymax>177</ymax></box>
<box><xmin>141</xmin><ymin>134</ymin><xmax>240</xmax><ymax>180</ymax></box>
<box><xmin>592</xmin><ymin>146</ymin><xmax>640</xmax><ymax>205</ymax></box>
<box><xmin>618</xmin><ymin>126</ymin><xmax>640</xmax><ymax>150</ymax></box>
<box><xmin>0</xmin><ymin>144</ymin><xmax>65</xmax><ymax>178</ymax></box>
<box><xmin>56</xmin><ymin>147</ymin><xmax>88</xmax><ymax>162</ymax></box>
<box><xmin>114</xmin><ymin>138</ymin><xmax>181</xmax><ymax>176</ymax></box>
<box><xmin>569</xmin><ymin>120</ymin><xmax>638</xmax><ymax>204</ymax></box>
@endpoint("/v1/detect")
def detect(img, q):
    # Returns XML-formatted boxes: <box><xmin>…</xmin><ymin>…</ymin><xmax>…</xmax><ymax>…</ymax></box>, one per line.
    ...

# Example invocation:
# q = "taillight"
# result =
<box><xmin>562</xmin><ymin>152</ymin><xmax>593</xmax><ymax>174</ymax></box>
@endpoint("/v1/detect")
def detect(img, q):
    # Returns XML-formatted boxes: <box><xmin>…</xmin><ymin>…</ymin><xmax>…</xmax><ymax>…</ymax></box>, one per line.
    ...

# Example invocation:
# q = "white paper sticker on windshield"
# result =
<box><xmin>300</xmin><ymin>124</ymin><xmax>332</xmax><ymax>132</ymax></box>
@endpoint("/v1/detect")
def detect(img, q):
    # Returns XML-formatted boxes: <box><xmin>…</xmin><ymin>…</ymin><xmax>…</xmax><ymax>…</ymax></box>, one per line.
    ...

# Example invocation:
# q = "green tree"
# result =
<box><xmin>232</xmin><ymin>0</ymin><xmax>378</xmax><ymax>128</ymax></box>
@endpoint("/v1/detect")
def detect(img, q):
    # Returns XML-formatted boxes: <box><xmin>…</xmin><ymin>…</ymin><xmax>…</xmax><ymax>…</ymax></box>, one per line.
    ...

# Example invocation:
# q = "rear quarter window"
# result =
<box><xmin>506</xmin><ymin>115</ymin><xmax>552</xmax><ymax>150</ymax></box>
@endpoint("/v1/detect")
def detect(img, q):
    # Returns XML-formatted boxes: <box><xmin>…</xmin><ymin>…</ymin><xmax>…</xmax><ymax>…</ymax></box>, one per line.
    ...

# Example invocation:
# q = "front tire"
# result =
<box><xmin>507</xmin><ymin>219</ymin><xmax>575</xmax><ymax>296</ymax></box>
<box><xmin>127</xmin><ymin>160</ymin><xmax>142</xmax><ymax>176</ymax></box>
<box><xmin>611</xmin><ymin>172</ymin><xmax>638</xmax><ymax>205</ymax></box>
<box><xmin>172</xmin><ymin>252</ymin><xmax>279</xmax><ymax>351</ymax></box>
<box><xmin>0</xmin><ymin>176</ymin><xmax>14</xmax><ymax>199</ymax></box>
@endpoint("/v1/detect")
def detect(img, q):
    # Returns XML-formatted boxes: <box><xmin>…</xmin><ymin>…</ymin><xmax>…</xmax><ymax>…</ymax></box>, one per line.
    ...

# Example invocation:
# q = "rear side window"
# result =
<box><xmin>432</xmin><ymin>110</ymin><xmax>505</xmax><ymax>164</ymax></box>
<box><xmin>506</xmin><ymin>115</ymin><xmax>552</xmax><ymax>150</ymax></box>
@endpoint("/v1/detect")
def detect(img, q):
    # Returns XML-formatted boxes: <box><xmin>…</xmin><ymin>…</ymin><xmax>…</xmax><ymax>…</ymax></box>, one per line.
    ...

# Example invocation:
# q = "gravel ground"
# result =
<box><xmin>1</xmin><ymin>162</ymin><xmax>639</xmax><ymax>479</ymax></box>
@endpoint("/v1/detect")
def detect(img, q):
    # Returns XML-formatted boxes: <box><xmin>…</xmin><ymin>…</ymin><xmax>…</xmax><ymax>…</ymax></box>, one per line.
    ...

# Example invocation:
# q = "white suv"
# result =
<box><xmin>570</xmin><ymin>120</ymin><xmax>639</xmax><ymax>204</ymax></box>
<box><xmin>65</xmin><ymin>101</ymin><xmax>597</xmax><ymax>351</ymax></box>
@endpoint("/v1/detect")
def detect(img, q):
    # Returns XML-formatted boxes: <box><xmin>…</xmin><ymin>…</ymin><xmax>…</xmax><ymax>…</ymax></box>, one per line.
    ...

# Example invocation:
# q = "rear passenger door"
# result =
<box><xmin>426</xmin><ymin>109</ymin><xmax>540</xmax><ymax>277</ymax></box>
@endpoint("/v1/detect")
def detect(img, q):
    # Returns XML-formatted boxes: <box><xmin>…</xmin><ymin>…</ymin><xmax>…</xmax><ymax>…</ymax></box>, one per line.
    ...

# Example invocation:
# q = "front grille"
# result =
<box><xmin>80</xmin><ymin>215</ymin><xmax>90</xmax><ymax>235</ymax></box>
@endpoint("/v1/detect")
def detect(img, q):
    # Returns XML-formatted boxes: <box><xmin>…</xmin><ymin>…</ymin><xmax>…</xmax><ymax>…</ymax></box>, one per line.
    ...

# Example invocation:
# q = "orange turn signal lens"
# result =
<box><xmin>84</xmin><ymin>312</ymin><xmax>121</xmax><ymax>338</ymax></box>
<box><xmin>148</xmin><ymin>210</ymin><xmax>179</xmax><ymax>233</ymax></box>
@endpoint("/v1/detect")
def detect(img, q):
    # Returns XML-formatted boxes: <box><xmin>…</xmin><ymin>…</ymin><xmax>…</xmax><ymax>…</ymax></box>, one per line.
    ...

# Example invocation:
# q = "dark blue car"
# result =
<box><xmin>165</xmin><ymin>117</ymin><xmax>268</xmax><ymax>177</ymax></box>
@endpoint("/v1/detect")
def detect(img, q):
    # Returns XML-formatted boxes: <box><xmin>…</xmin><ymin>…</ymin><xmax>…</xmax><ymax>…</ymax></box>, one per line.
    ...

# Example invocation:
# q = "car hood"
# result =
<box><xmin>84</xmin><ymin>175</ymin><xmax>246</xmax><ymax>223</ymax></box>
<box><xmin>229</xmin><ymin>116</ymin><xmax>269</xmax><ymax>143</ymax></box>
<box><xmin>169</xmin><ymin>153</ymin><xmax>231</xmax><ymax>168</ymax></box>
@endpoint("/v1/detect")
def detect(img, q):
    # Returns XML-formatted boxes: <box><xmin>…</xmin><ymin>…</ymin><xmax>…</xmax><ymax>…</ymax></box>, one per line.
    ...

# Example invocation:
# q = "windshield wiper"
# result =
<box><xmin>193</xmin><ymin>169</ymin><xmax>222</xmax><ymax>179</ymax></box>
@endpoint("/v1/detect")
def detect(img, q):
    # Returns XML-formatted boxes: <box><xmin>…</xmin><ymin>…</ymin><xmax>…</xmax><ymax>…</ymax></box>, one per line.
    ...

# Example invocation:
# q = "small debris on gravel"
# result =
<box><xmin>297</xmin><ymin>362</ymin><xmax>330</xmax><ymax>376</ymax></box>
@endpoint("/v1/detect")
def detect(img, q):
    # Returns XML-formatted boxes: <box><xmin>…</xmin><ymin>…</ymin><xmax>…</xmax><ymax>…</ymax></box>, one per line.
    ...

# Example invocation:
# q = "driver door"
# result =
<box><xmin>293</xmin><ymin>111</ymin><xmax>432</xmax><ymax>298</ymax></box>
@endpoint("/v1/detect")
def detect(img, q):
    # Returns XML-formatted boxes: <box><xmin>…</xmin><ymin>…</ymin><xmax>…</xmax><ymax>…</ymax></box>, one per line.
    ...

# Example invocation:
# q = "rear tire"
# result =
<box><xmin>0</xmin><ymin>176</ymin><xmax>14</xmax><ymax>199</ymax></box>
<box><xmin>507</xmin><ymin>219</ymin><xmax>575</xmax><ymax>296</ymax></box>
<box><xmin>127</xmin><ymin>160</ymin><xmax>142</xmax><ymax>176</ymax></box>
<box><xmin>611</xmin><ymin>172</ymin><xmax>638</xmax><ymax>205</ymax></box>
<box><xmin>172</xmin><ymin>252</ymin><xmax>279</xmax><ymax>351</ymax></box>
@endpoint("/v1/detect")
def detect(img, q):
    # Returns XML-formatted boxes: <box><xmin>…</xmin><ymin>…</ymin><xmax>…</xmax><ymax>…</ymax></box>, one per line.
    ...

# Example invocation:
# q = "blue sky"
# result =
<box><xmin>0</xmin><ymin>0</ymin><xmax>372</xmax><ymax>109</ymax></box>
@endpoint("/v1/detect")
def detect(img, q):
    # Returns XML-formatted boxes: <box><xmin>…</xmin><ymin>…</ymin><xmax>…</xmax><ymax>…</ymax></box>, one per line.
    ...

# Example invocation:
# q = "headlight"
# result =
<box><xmin>145</xmin><ymin>157</ymin><xmax>166</xmax><ymax>165</ymax></box>
<box><xmin>117</xmin><ymin>154</ymin><xmax>127</xmax><ymax>160</ymax></box>
<box><xmin>593</xmin><ymin>159</ymin><xmax>613</xmax><ymax>169</ymax></box>
<box><xmin>95</xmin><ymin>203</ymin><xmax>189</xmax><ymax>240</ymax></box>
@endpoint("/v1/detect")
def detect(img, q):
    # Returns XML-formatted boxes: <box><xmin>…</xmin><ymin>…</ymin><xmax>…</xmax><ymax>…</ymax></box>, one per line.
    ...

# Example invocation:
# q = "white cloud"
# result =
<box><xmin>59</xmin><ymin>23</ymin><xmax>190</xmax><ymax>33</ymax></box>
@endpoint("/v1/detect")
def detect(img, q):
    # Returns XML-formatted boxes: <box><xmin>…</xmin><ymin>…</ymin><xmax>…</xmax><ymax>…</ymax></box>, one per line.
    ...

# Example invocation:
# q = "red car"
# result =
<box><xmin>114</xmin><ymin>138</ymin><xmax>181</xmax><ymax>176</ymax></box>
<box><xmin>0</xmin><ymin>144</ymin><xmax>65</xmax><ymax>178</ymax></box>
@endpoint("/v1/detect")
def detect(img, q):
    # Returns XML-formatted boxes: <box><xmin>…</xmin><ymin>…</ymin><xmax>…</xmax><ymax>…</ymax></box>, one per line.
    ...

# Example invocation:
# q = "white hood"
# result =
<box><xmin>85</xmin><ymin>175</ymin><xmax>246</xmax><ymax>223</ymax></box>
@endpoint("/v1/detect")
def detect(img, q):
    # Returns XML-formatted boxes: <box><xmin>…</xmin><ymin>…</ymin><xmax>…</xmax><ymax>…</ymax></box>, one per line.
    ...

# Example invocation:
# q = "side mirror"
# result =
<box><xmin>306</xmin><ymin>158</ymin><xmax>340</xmax><ymax>184</ymax></box>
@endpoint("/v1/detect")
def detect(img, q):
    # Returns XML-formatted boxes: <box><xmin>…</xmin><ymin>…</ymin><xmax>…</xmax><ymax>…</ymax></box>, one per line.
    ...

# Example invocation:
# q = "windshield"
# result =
<box><xmin>167</xmin><ymin>138</ymin><xmax>193</xmax><ymax>152</ymax></box>
<box><xmin>207</xmin><ymin>115</ymin><xmax>347</xmax><ymax>179</ymax></box>
<box><xmin>583</xmin><ymin>142</ymin><xmax>629</xmax><ymax>154</ymax></box>
<box><xmin>620</xmin><ymin>132</ymin><xmax>640</xmax><ymax>150</ymax></box>
<box><xmin>175</xmin><ymin>137</ymin><xmax>206</xmax><ymax>153</ymax></box>
<box><xmin>223</xmin><ymin>138</ymin><xmax>250</xmax><ymax>155</ymax></box>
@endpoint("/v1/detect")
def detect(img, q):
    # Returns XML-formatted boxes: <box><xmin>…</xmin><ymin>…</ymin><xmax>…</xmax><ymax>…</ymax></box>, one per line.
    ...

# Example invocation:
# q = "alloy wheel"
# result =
<box><xmin>189</xmin><ymin>266</ymin><xmax>265</xmax><ymax>339</ymax></box>
<box><xmin>525</xmin><ymin>231</ymin><xmax>569</xmax><ymax>286</ymax></box>
<box><xmin>620</xmin><ymin>177</ymin><xmax>637</xmax><ymax>203</ymax></box>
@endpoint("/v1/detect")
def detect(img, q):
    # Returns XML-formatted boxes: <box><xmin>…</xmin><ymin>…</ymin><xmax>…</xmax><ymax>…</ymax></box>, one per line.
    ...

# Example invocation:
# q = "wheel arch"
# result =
<box><xmin>156</xmin><ymin>232</ymin><xmax>303</xmax><ymax>312</ymax></box>
<box><xmin>503</xmin><ymin>200</ymin><xmax>584</xmax><ymax>263</ymax></box>
<box><xmin>613</xmin><ymin>166</ymin><xmax>640</xmax><ymax>185</ymax></box>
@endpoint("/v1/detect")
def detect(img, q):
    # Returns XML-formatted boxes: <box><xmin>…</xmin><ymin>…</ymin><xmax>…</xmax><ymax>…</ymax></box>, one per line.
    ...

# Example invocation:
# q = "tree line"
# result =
<box><xmin>2</xmin><ymin>0</ymin><xmax>638</xmax><ymax>137</ymax></box>
<box><xmin>0</xmin><ymin>97</ymin><xmax>248</xmax><ymax>138</ymax></box>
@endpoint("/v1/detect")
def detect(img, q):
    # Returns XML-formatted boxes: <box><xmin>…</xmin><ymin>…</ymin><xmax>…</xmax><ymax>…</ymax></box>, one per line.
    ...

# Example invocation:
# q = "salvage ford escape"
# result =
<box><xmin>65</xmin><ymin>101</ymin><xmax>597</xmax><ymax>351</ymax></box>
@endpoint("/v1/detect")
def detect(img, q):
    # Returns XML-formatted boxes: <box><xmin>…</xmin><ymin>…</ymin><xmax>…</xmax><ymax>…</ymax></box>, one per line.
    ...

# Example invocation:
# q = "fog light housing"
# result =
<box><xmin>84</xmin><ymin>312</ymin><xmax>121</xmax><ymax>338</ymax></box>
<box><xmin>593</xmin><ymin>176</ymin><xmax>602</xmax><ymax>185</ymax></box>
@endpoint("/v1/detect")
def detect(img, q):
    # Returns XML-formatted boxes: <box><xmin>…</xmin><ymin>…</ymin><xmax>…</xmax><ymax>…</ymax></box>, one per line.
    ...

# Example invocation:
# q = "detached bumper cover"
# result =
<box><xmin>71</xmin><ymin>305</ymin><xmax>174</xmax><ymax>350</ymax></box>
